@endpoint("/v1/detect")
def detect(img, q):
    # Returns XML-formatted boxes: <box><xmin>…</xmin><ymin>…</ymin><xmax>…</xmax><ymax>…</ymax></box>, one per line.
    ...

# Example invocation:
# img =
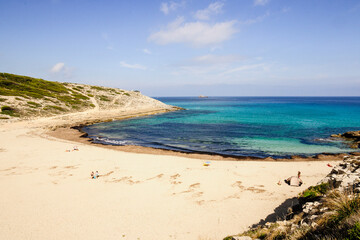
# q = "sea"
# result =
<box><xmin>81</xmin><ymin>97</ymin><xmax>360</xmax><ymax>159</ymax></box>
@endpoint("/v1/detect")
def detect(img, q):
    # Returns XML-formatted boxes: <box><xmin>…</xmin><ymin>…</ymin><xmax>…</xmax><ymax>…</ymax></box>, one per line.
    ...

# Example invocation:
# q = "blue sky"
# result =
<box><xmin>1</xmin><ymin>0</ymin><xmax>360</xmax><ymax>96</ymax></box>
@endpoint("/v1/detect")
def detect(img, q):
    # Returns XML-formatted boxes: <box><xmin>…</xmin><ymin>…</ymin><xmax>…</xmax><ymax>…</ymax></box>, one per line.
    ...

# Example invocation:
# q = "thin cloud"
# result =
<box><xmin>172</xmin><ymin>55</ymin><xmax>249</xmax><ymax>78</ymax></box>
<box><xmin>254</xmin><ymin>0</ymin><xmax>270</xmax><ymax>6</ymax></box>
<box><xmin>194</xmin><ymin>1</ymin><xmax>224</xmax><ymax>20</ymax></box>
<box><xmin>160</xmin><ymin>1</ymin><xmax>184</xmax><ymax>15</ymax></box>
<box><xmin>191</xmin><ymin>54</ymin><xmax>244</xmax><ymax>65</ymax></box>
<box><xmin>51</xmin><ymin>62</ymin><xmax>65</xmax><ymax>73</ymax></box>
<box><xmin>222</xmin><ymin>63</ymin><xmax>266</xmax><ymax>75</ymax></box>
<box><xmin>148</xmin><ymin>17</ymin><xmax>237</xmax><ymax>47</ymax></box>
<box><xmin>101</xmin><ymin>32</ymin><xmax>114</xmax><ymax>50</ymax></box>
<box><xmin>282</xmin><ymin>7</ymin><xmax>290</xmax><ymax>13</ymax></box>
<box><xmin>240</xmin><ymin>12</ymin><xmax>270</xmax><ymax>25</ymax></box>
<box><xmin>143</xmin><ymin>48</ymin><xmax>152</xmax><ymax>54</ymax></box>
<box><xmin>50</xmin><ymin>62</ymin><xmax>74</xmax><ymax>79</ymax></box>
<box><xmin>120</xmin><ymin>61</ymin><xmax>147</xmax><ymax>70</ymax></box>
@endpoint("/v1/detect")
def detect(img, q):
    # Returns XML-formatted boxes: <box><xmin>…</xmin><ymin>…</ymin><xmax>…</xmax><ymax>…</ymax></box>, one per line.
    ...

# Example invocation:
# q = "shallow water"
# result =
<box><xmin>82</xmin><ymin>97</ymin><xmax>360</xmax><ymax>158</ymax></box>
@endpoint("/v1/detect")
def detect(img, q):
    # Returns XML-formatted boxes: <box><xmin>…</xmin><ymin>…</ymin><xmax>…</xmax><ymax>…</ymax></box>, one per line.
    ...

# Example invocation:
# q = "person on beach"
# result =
<box><xmin>284</xmin><ymin>171</ymin><xmax>303</xmax><ymax>187</ymax></box>
<box><xmin>95</xmin><ymin>171</ymin><xmax>99</xmax><ymax>179</ymax></box>
<box><xmin>91</xmin><ymin>171</ymin><xmax>94</xmax><ymax>179</ymax></box>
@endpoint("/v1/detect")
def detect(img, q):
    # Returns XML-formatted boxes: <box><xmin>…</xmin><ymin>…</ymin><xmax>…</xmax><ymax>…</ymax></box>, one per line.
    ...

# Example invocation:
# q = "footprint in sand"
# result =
<box><xmin>0</xmin><ymin>166</ymin><xmax>16</xmax><ymax>172</ymax></box>
<box><xmin>111</xmin><ymin>176</ymin><xmax>141</xmax><ymax>185</ymax></box>
<box><xmin>192</xmin><ymin>192</ymin><xmax>203</xmax><ymax>198</ymax></box>
<box><xmin>231</xmin><ymin>181</ymin><xmax>244</xmax><ymax>189</ymax></box>
<box><xmin>101</xmin><ymin>171</ymin><xmax>114</xmax><ymax>177</ymax></box>
<box><xmin>170</xmin><ymin>173</ymin><xmax>180</xmax><ymax>179</ymax></box>
<box><xmin>246</xmin><ymin>186</ymin><xmax>266</xmax><ymax>193</ymax></box>
<box><xmin>225</xmin><ymin>192</ymin><xmax>242</xmax><ymax>200</ymax></box>
<box><xmin>196</xmin><ymin>200</ymin><xmax>205</xmax><ymax>205</ymax></box>
<box><xmin>170</xmin><ymin>174</ymin><xmax>182</xmax><ymax>185</ymax></box>
<box><xmin>189</xmin><ymin>183</ymin><xmax>200</xmax><ymax>188</ymax></box>
<box><xmin>146</xmin><ymin>174</ymin><xmax>164</xmax><ymax>181</ymax></box>
<box><xmin>178</xmin><ymin>183</ymin><xmax>201</xmax><ymax>194</ymax></box>
<box><xmin>64</xmin><ymin>165</ymin><xmax>79</xmax><ymax>169</ymax></box>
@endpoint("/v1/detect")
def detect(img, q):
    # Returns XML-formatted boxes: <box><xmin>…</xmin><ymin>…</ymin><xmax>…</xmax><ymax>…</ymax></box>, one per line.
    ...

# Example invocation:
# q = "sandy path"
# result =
<box><xmin>0</xmin><ymin>120</ymin><xmax>340</xmax><ymax>240</ymax></box>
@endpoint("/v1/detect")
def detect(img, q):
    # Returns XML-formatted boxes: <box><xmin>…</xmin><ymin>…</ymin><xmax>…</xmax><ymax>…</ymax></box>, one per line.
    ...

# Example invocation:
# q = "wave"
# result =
<box><xmin>93</xmin><ymin>137</ymin><xmax>128</xmax><ymax>145</ymax></box>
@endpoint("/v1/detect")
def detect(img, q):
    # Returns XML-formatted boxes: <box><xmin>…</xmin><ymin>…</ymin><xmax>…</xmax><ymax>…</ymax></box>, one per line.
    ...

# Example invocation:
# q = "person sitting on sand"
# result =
<box><xmin>94</xmin><ymin>171</ymin><xmax>99</xmax><ymax>179</ymax></box>
<box><xmin>284</xmin><ymin>171</ymin><xmax>303</xmax><ymax>187</ymax></box>
<box><xmin>91</xmin><ymin>171</ymin><xmax>94</xmax><ymax>179</ymax></box>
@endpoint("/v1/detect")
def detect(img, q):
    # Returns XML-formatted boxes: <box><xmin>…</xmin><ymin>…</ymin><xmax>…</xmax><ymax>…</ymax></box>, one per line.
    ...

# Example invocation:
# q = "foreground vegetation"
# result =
<box><xmin>0</xmin><ymin>72</ymin><xmax>138</xmax><ymax>119</ymax></box>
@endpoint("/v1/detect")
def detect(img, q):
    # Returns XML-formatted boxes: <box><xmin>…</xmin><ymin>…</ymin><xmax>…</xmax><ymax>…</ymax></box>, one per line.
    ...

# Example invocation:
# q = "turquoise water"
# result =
<box><xmin>82</xmin><ymin>97</ymin><xmax>360</xmax><ymax>158</ymax></box>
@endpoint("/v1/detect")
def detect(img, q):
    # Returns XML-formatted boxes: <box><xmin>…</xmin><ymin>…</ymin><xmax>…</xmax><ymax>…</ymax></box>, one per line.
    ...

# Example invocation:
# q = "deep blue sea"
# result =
<box><xmin>82</xmin><ymin>97</ymin><xmax>360</xmax><ymax>158</ymax></box>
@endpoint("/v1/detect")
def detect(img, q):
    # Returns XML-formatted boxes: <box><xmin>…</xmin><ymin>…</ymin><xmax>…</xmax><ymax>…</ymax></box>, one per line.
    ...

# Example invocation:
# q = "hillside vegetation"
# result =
<box><xmin>0</xmin><ymin>72</ymin><xmax>162</xmax><ymax>120</ymax></box>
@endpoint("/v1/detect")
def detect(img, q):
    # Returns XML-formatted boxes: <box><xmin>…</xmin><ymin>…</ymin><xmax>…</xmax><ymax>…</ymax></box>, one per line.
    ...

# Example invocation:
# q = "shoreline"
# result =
<box><xmin>48</xmin><ymin>125</ymin><xmax>360</xmax><ymax>162</ymax></box>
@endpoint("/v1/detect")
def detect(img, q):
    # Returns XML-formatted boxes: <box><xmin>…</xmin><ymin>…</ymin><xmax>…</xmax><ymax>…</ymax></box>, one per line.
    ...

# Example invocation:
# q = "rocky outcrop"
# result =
<box><xmin>318</xmin><ymin>155</ymin><xmax>360</xmax><ymax>191</ymax></box>
<box><xmin>331</xmin><ymin>130</ymin><xmax>360</xmax><ymax>148</ymax></box>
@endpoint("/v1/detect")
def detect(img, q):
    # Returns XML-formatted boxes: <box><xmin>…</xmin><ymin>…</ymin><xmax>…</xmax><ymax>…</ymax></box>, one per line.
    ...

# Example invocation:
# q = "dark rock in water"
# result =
<box><xmin>331</xmin><ymin>130</ymin><xmax>360</xmax><ymax>149</ymax></box>
<box><xmin>342</xmin><ymin>131</ymin><xmax>360</xmax><ymax>140</ymax></box>
<box><xmin>331</xmin><ymin>133</ymin><xmax>342</xmax><ymax>138</ymax></box>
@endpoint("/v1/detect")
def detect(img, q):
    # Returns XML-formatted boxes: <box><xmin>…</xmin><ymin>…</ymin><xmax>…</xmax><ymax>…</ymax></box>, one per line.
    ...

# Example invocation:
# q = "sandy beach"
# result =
<box><xmin>0</xmin><ymin>108</ymin><xmax>343</xmax><ymax>240</ymax></box>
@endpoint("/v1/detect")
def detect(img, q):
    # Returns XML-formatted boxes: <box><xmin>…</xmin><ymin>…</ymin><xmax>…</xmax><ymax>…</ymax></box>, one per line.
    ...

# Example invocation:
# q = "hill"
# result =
<box><xmin>0</xmin><ymin>73</ymin><xmax>174</xmax><ymax>121</ymax></box>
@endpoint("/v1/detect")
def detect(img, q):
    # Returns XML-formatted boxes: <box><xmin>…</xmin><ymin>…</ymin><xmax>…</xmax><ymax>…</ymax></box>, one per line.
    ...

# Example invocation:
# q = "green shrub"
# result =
<box><xmin>301</xmin><ymin>183</ymin><xmax>329</xmax><ymax>200</ymax></box>
<box><xmin>274</xmin><ymin>233</ymin><xmax>286</xmax><ymax>240</ymax></box>
<box><xmin>56</xmin><ymin>95</ymin><xmax>82</xmax><ymax>106</ymax></box>
<box><xmin>1</xmin><ymin>106</ymin><xmax>19</xmax><ymax>117</ymax></box>
<box><xmin>347</xmin><ymin>222</ymin><xmax>360</xmax><ymax>240</ymax></box>
<box><xmin>88</xmin><ymin>94</ymin><xmax>94</xmax><ymax>97</ymax></box>
<box><xmin>27</xmin><ymin>101</ymin><xmax>41</xmax><ymax>108</ymax></box>
<box><xmin>124</xmin><ymin>93</ymin><xmax>130</xmax><ymax>96</ymax></box>
<box><xmin>89</xmin><ymin>103</ymin><xmax>95</xmax><ymax>108</ymax></box>
<box><xmin>0</xmin><ymin>97</ymin><xmax>7</xmax><ymax>102</ymax></box>
<box><xmin>258</xmin><ymin>233</ymin><xmax>267</xmax><ymax>239</ymax></box>
<box><xmin>1</xmin><ymin>106</ymin><xmax>13</xmax><ymax>111</ymax></box>
<box><xmin>43</xmin><ymin>105</ymin><xmax>66</xmax><ymax>112</ymax></box>
<box><xmin>0</xmin><ymin>73</ymin><xmax>68</xmax><ymax>100</ymax></box>
<box><xmin>223</xmin><ymin>237</ymin><xmax>233</xmax><ymax>240</ymax></box>
<box><xmin>330</xmin><ymin>194</ymin><xmax>360</xmax><ymax>224</ymax></box>
<box><xmin>91</xmin><ymin>86</ymin><xmax>107</xmax><ymax>91</ymax></box>
<box><xmin>99</xmin><ymin>95</ymin><xmax>110</xmax><ymax>101</ymax></box>
<box><xmin>72</xmin><ymin>92</ymin><xmax>89</xmax><ymax>100</ymax></box>
<box><xmin>43</xmin><ymin>97</ymin><xmax>58</xmax><ymax>103</ymax></box>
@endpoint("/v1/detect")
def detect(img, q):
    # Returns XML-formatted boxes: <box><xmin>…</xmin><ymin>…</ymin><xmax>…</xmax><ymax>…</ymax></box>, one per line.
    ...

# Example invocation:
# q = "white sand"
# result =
<box><xmin>0</xmin><ymin>113</ymin><xmax>340</xmax><ymax>240</ymax></box>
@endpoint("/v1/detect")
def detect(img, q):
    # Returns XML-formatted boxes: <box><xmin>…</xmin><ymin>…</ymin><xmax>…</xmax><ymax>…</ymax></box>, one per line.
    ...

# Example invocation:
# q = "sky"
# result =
<box><xmin>0</xmin><ymin>0</ymin><xmax>360</xmax><ymax>96</ymax></box>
